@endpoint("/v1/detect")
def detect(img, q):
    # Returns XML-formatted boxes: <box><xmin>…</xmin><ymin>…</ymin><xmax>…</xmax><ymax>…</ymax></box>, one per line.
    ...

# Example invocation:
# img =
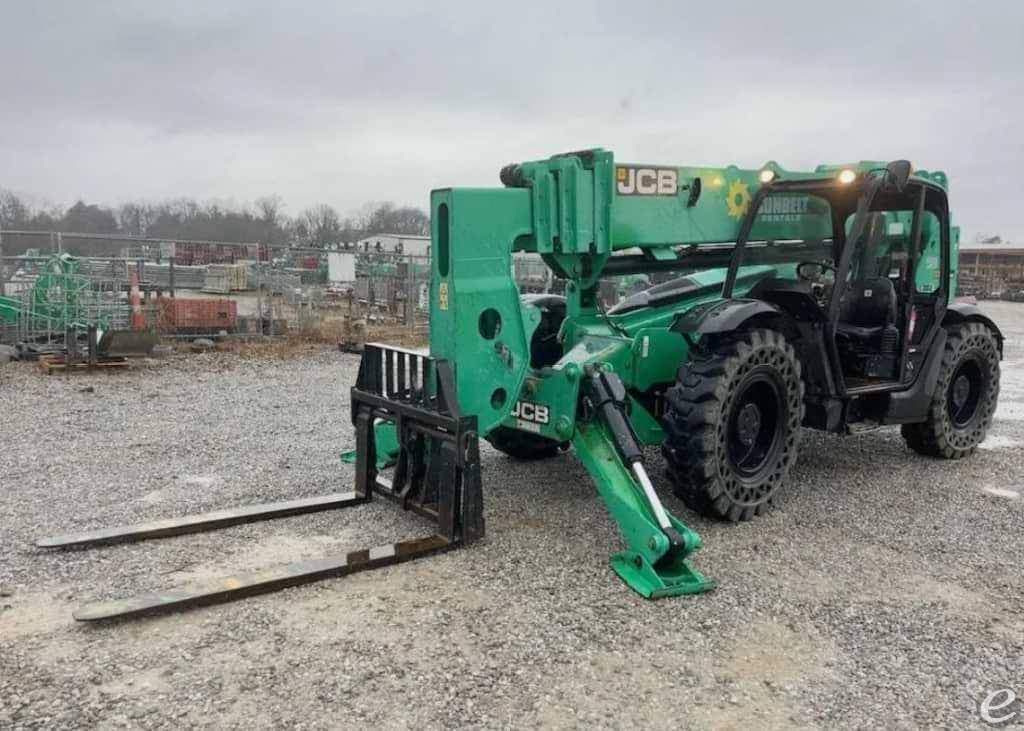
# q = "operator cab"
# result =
<box><xmin>834</xmin><ymin>212</ymin><xmax>904</xmax><ymax>384</ymax></box>
<box><xmin>726</xmin><ymin>162</ymin><xmax>950</xmax><ymax>396</ymax></box>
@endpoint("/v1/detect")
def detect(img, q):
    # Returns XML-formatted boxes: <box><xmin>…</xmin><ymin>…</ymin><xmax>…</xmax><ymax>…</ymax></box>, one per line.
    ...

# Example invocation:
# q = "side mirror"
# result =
<box><xmin>886</xmin><ymin>160</ymin><xmax>912</xmax><ymax>191</ymax></box>
<box><xmin>796</xmin><ymin>261</ymin><xmax>827</xmax><ymax>280</ymax></box>
<box><xmin>685</xmin><ymin>177</ymin><xmax>702</xmax><ymax>207</ymax></box>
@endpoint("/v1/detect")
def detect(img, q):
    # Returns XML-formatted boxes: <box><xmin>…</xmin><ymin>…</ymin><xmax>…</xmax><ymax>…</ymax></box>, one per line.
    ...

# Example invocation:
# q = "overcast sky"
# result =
<box><xmin>1</xmin><ymin>1</ymin><xmax>1022</xmax><ymax>240</ymax></box>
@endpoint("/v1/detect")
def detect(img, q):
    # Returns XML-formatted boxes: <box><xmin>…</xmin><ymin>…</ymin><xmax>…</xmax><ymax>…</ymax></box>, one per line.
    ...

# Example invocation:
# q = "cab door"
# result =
<box><xmin>830</xmin><ymin>182</ymin><xmax>948</xmax><ymax>392</ymax></box>
<box><xmin>900</xmin><ymin>185</ymin><xmax>949</xmax><ymax>384</ymax></box>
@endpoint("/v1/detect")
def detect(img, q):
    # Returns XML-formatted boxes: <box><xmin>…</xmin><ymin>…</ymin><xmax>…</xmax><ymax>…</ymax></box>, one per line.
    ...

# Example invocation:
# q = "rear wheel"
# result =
<box><xmin>485</xmin><ymin>426</ymin><xmax>561</xmax><ymax>460</ymax></box>
<box><xmin>662</xmin><ymin>329</ymin><xmax>804</xmax><ymax>521</ymax></box>
<box><xmin>901</xmin><ymin>322</ymin><xmax>1000</xmax><ymax>458</ymax></box>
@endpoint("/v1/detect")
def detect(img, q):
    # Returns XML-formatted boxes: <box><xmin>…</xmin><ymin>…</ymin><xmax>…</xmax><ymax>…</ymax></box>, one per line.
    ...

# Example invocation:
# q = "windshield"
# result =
<box><xmin>726</xmin><ymin>190</ymin><xmax>835</xmax><ymax>296</ymax></box>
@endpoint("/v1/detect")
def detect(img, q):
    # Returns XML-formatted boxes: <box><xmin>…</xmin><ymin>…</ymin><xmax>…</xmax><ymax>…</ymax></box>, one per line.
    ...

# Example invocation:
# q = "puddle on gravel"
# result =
<box><xmin>1</xmin><ymin>591</ymin><xmax>75</xmax><ymax>638</ymax></box>
<box><xmin>981</xmin><ymin>486</ymin><xmax>1021</xmax><ymax>500</ymax></box>
<box><xmin>181</xmin><ymin>475</ymin><xmax>219</xmax><ymax>488</ymax></box>
<box><xmin>993</xmin><ymin>402</ymin><xmax>1024</xmax><ymax>421</ymax></box>
<box><xmin>96</xmin><ymin>666</ymin><xmax>173</xmax><ymax>698</ymax></box>
<box><xmin>164</xmin><ymin>531</ymin><xmax>363</xmax><ymax>585</ymax></box>
<box><xmin>538</xmin><ymin>622</ymin><xmax>829</xmax><ymax>730</ymax></box>
<box><xmin>978</xmin><ymin>435</ymin><xmax>1021</xmax><ymax>450</ymax></box>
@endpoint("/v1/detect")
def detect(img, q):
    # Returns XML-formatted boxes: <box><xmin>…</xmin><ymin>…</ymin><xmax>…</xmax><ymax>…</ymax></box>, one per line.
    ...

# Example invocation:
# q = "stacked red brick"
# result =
<box><xmin>157</xmin><ymin>298</ymin><xmax>238</xmax><ymax>333</ymax></box>
<box><xmin>171</xmin><ymin>243</ymin><xmax>243</xmax><ymax>266</ymax></box>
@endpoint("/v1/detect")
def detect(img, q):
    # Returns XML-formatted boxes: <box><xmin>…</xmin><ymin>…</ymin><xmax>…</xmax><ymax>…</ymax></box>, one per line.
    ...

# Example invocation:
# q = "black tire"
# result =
<box><xmin>662</xmin><ymin>329</ymin><xmax>804</xmax><ymax>521</ymax></box>
<box><xmin>901</xmin><ymin>322</ymin><xmax>1000</xmax><ymax>459</ymax></box>
<box><xmin>485</xmin><ymin>426</ymin><xmax>561</xmax><ymax>460</ymax></box>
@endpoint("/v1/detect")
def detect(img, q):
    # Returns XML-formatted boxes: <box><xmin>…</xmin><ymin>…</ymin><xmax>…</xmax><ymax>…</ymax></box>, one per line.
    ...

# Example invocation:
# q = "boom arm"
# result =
<box><xmin>500</xmin><ymin>149</ymin><xmax>856</xmax><ymax>289</ymax></box>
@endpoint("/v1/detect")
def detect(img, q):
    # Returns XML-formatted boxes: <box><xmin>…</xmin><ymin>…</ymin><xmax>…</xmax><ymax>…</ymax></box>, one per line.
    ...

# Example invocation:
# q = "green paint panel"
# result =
<box><xmin>410</xmin><ymin>148</ymin><xmax>954</xmax><ymax>600</ymax></box>
<box><xmin>428</xmin><ymin>188</ymin><xmax>538</xmax><ymax>435</ymax></box>
<box><xmin>340</xmin><ymin>420</ymin><xmax>399</xmax><ymax>470</ymax></box>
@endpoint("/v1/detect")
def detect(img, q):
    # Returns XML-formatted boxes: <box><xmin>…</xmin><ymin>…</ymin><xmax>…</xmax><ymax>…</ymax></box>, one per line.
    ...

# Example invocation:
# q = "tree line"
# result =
<box><xmin>0</xmin><ymin>188</ymin><xmax>429</xmax><ymax>255</ymax></box>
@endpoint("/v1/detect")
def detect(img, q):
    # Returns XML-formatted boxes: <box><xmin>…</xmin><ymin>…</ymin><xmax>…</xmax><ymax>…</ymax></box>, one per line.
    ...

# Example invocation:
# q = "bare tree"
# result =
<box><xmin>298</xmin><ymin>203</ymin><xmax>342</xmax><ymax>248</ymax></box>
<box><xmin>62</xmin><ymin>201</ymin><xmax>118</xmax><ymax>234</ymax></box>
<box><xmin>255</xmin><ymin>195</ymin><xmax>286</xmax><ymax>245</ymax></box>
<box><xmin>117</xmin><ymin>202</ymin><xmax>158</xmax><ymax>236</ymax></box>
<box><xmin>351</xmin><ymin>201</ymin><xmax>430</xmax><ymax>237</ymax></box>
<box><xmin>0</xmin><ymin>189</ymin><xmax>30</xmax><ymax>229</ymax></box>
<box><xmin>255</xmin><ymin>195</ymin><xmax>283</xmax><ymax>226</ymax></box>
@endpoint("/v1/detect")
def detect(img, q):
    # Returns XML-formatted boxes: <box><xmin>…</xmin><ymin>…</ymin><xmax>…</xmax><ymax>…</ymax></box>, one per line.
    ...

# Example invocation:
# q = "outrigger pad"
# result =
<box><xmin>610</xmin><ymin>552</ymin><xmax>714</xmax><ymax>599</ymax></box>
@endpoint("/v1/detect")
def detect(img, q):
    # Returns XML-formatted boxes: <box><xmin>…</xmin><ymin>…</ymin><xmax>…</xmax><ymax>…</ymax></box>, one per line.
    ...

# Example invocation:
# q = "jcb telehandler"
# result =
<box><xmin>40</xmin><ymin>149</ymin><xmax>1002</xmax><ymax>620</ymax></box>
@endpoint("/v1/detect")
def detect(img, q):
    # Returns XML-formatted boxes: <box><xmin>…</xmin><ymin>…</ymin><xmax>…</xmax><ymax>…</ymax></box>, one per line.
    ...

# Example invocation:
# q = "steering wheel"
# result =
<box><xmin>796</xmin><ymin>260</ymin><xmax>836</xmax><ymax>282</ymax></box>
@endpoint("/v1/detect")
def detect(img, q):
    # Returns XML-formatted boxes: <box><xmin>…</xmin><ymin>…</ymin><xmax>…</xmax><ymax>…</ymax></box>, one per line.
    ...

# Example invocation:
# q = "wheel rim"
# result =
<box><xmin>948</xmin><ymin>357</ymin><xmax>984</xmax><ymax>429</ymax></box>
<box><xmin>726</xmin><ymin>370</ymin><xmax>784</xmax><ymax>480</ymax></box>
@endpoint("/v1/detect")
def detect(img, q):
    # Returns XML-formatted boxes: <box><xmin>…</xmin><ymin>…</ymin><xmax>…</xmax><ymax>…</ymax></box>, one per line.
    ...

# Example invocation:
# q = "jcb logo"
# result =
<box><xmin>616</xmin><ymin>166</ymin><xmax>677</xmax><ymax>196</ymax></box>
<box><xmin>511</xmin><ymin>400</ymin><xmax>549</xmax><ymax>424</ymax></box>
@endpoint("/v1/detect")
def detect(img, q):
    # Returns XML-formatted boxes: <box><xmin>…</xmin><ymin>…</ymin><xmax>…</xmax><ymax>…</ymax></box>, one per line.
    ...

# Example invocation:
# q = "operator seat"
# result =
<box><xmin>836</xmin><ymin>277</ymin><xmax>897</xmax><ymax>347</ymax></box>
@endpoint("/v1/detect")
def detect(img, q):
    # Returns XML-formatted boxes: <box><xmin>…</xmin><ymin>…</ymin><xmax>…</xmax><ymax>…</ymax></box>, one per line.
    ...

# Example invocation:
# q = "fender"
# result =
<box><xmin>520</xmin><ymin>293</ymin><xmax>566</xmax><ymax>311</ymax></box>
<box><xmin>670</xmin><ymin>298</ymin><xmax>783</xmax><ymax>338</ymax></box>
<box><xmin>943</xmin><ymin>303</ymin><xmax>1003</xmax><ymax>357</ymax></box>
<box><xmin>884</xmin><ymin>329</ymin><xmax>948</xmax><ymax>423</ymax></box>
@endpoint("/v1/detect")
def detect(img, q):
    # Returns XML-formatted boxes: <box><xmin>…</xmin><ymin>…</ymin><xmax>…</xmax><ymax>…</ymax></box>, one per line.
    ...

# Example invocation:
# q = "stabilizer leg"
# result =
<box><xmin>577</xmin><ymin>369</ymin><xmax>713</xmax><ymax>598</ymax></box>
<box><xmin>574</xmin><ymin>421</ymin><xmax>713</xmax><ymax>597</ymax></box>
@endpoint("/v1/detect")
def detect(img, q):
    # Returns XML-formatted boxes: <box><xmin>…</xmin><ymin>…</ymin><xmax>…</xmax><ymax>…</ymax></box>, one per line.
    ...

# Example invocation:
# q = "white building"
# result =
<box><xmin>354</xmin><ymin>234</ymin><xmax>430</xmax><ymax>257</ymax></box>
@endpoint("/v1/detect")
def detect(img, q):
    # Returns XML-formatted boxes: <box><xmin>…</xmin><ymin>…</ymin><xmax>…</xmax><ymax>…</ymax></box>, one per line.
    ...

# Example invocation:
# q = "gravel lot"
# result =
<box><xmin>2</xmin><ymin>303</ymin><xmax>1022</xmax><ymax>729</ymax></box>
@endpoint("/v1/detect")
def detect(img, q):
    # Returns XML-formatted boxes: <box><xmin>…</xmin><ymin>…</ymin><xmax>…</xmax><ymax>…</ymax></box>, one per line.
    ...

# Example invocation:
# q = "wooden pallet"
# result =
<box><xmin>38</xmin><ymin>355</ymin><xmax>129</xmax><ymax>374</ymax></box>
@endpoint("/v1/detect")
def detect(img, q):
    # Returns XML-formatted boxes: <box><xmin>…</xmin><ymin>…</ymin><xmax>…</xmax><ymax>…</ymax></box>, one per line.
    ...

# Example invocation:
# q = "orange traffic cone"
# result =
<box><xmin>129</xmin><ymin>270</ymin><xmax>144</xmax><ymax>330</ymax></box>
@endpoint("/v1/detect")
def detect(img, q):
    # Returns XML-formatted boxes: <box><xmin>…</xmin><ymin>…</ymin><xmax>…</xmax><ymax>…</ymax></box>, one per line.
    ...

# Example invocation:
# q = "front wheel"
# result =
<box><xmin>662</xmin><ymin>329</ymin><xmax>805</xmax><ymax>521</ymax></box>
<box><xmin>901</xmin><ymin>322</ymin><xmax>1000</xmax><ymax>458</ymax></box>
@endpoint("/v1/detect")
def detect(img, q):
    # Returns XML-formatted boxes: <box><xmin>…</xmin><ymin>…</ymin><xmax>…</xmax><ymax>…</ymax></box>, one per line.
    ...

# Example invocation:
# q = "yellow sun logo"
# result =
<box><xmin>725</xmin><ymin>179</ymin><xmax>751</xmax><ymax>218</ymax></box>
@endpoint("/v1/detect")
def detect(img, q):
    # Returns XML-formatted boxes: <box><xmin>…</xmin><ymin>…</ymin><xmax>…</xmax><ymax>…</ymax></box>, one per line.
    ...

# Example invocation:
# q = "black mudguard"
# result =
<box><xmin>670</xmin><ymin>298</ymin><xmax>782</xmax><ymax>337</ymax></box>
<box><xmin>886</xmin><ymin>304</ymin><xmax>1003</xmax><ymax>423</ymax></box>
<box><xmin>884</xmin><ymin>329</ymin><xmax>947</xmax><ymax>423</ymax></box>
<box><xmin>943</xmin><ymin>302</ymin><xmax>1004</xmax><ymax>357</ymax></box>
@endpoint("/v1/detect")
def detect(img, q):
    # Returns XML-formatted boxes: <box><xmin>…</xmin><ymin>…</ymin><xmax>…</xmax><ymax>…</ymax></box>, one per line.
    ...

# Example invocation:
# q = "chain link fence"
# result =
<box><xmin>0</xmin><ymin>233</ymin><xmax>435</xmax><ymax>346</ymax></box>
<box><xmin>0</xmin><ymin>229</ymin><xmax>730</xmax><ymax>348</ymax></box>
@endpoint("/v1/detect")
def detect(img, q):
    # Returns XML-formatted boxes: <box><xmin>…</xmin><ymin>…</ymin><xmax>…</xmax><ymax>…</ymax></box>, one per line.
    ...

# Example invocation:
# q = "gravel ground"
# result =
<box><xmin>1</xmin><ymin>303</ymin><xmax>1022</xmax><ymax>729</ymax></box>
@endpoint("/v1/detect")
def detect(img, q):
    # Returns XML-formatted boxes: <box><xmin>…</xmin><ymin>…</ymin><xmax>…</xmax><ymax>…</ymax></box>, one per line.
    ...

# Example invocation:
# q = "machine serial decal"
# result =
<box><xmin>616</xmin><ymin>166</ymin><xmax>677</xmax><ymax>196</ymax></box>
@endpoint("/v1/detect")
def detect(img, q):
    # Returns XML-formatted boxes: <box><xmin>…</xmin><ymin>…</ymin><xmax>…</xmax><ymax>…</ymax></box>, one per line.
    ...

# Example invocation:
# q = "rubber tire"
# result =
<box><xmin>901</xmin><ymin>322</ymin><xmax>1000</xmax><ymax>459</ymax></box>
<box><xmin>662</xmin><ymin>329</ymin><xmax>805</xmax><ymax>521</ymax></box>
<box><xmin>485</xmin><ymin>426</ymin><xmax>560</xmax><ymax>461</ymax></box>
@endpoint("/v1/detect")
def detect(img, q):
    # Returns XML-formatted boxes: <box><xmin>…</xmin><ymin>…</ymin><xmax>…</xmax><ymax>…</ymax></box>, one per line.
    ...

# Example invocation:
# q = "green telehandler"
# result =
<box><xmin>40</xmin><ymin>150</ymin><xmax>1002</xmax><ymax>620</ymax></box>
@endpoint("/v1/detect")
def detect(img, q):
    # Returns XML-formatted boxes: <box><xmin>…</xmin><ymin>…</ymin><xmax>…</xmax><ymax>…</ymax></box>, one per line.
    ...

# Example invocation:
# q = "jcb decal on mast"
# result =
<box><xmin>616</xmin><ymin>166</ymin><xmax>677</xmax><ymax>196</ymax></box>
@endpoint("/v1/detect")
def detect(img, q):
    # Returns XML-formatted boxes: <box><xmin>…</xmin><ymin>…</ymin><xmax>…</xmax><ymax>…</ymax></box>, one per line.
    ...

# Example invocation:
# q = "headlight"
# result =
<box><xmin>759</xmin><ymin>169</ymin><xmax>776</xmax><ymax>184</ymax></box>
<box><xmin>838</xmin><ymin>169</ymin><xmax>857</xmax><ymax>184</ymax></box>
